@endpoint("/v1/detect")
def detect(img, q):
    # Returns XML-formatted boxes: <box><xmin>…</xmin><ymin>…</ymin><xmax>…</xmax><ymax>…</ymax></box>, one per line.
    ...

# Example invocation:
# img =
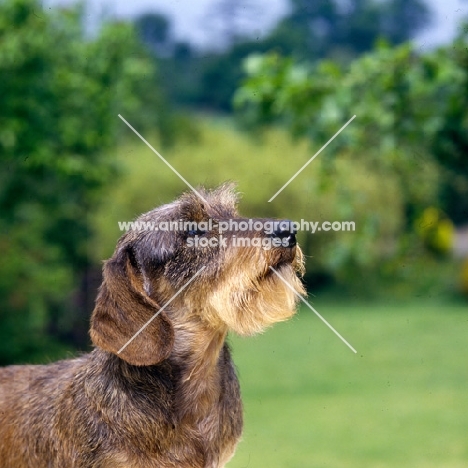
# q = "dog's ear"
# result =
<box><xmin>90</xmin><ymin>245</ymin><xmax>174</xmax><ymax>366</ymax></box>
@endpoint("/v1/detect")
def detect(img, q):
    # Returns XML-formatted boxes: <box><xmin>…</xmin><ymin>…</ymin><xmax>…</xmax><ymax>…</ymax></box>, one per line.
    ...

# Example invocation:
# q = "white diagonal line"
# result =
<box><xmin>269</xmin><ymin>266</ymin><xmax>357</xmax><ymax>353</ymax></box>
<box><xmin>118</xmin><ymin>114</ymin><xmax>209</xmax><ymax>205</ymax></box>
<box><xmin>268</xmin><ymin>115</ymin><xmax>356</xmax><ymax>202</ymax></box>
<box><xmin>117</xmin><ymin>266</ymin><xmax>206</xmax><ymax>355</ymax></box>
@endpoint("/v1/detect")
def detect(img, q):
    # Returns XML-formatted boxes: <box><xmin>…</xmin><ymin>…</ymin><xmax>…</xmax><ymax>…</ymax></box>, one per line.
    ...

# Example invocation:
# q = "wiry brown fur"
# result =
<box><xmin>0</xmin><ymin>184</ymin><xmax>305</xmax><ymax>468</ymax></box>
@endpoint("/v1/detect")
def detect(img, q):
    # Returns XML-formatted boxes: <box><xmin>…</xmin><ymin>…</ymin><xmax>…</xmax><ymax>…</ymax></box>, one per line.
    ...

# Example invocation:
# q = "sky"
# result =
<box><xmin>44</xmin><ymin>0</ymin><xmax>287</xmax><ymax>46</ymax></box>
<box><xmin>44</xmin><ymin>0</ymin><xmax>468</xmax><ymax>48</ymax></box>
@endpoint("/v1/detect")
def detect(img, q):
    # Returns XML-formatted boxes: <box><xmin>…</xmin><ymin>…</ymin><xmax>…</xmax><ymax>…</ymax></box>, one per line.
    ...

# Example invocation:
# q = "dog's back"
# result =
<box><xmin>0</xmin><ymin>358</ymin><xmax>88</xmax><ymax>467</ymax></box>
<box><xmin>0</xmin><ymin>347</ymin><xmax>243</xmax><ymax>468</ymax></box>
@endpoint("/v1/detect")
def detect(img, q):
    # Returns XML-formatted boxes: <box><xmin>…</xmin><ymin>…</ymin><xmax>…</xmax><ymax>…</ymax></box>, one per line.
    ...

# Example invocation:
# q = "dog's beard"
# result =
<box><xmin>207</xmin><ymin>247</ymin><xmax>305</xmax><ymax>336</ymax></box>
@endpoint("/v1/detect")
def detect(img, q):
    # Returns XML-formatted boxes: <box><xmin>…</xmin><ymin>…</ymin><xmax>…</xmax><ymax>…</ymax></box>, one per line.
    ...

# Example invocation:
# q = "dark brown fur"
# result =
<box><xmin>0</xmin><ymin>184</ymin><xmax>304</xmax><ymax>468</ymax></box>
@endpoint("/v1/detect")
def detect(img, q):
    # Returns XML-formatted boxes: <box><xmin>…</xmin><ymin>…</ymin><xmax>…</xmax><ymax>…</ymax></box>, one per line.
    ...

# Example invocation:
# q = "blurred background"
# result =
<box><xmin>1</xmin><ymin>0</ymin><xmax>467</xmax><ymax>465</ymax></box>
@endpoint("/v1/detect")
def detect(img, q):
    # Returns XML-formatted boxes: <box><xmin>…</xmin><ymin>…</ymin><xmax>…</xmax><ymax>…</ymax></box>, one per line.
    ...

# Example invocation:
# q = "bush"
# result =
<box><xmin>0</xmin><ymin>0</ymin><xmax>160</xmax><ymax>362</ymax></box>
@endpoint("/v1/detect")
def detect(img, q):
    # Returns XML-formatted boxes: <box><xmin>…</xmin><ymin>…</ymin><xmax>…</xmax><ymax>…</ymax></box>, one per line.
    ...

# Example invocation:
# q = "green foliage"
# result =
<box><xmin>235</xmin><ymin>40</ymin><xmax>468</xmax><ymax>284</ymax></box>
<box><xmin>91</xmin><ymin>122</ymin><xmax>315</xmax><ymax>260</ymax></box>
<box><xmin>236</xmin><ymin>42</ymin><xmax>468</xmax><ymax>215</ymax></box>
<box><xmin>431</xmin><ymin>25</ymin><xmax>468</xmax><ymax>224</ymax></box>
<box><xmin>266</xmin><ymin>0</ymin><xmax>431</xmax><ymax>61</ymax></box>
<box><xmin>134</xmin><ymin>1</ymin><xmax>431</xmax><ymax>112</ymax></box>
<box><xmin>91</xmin><ymin>120</ymin><xmax>436</xmax><ymax>295</ymax></box>
<box><xmin>236</xmin><ymin>43</ymin><xmax>453</xmax><ymax>159</ymax></box>
<box><xmin>0</xmin><ymin>0</ymin><xmax>159</xmax><ymax>363</ymax></box>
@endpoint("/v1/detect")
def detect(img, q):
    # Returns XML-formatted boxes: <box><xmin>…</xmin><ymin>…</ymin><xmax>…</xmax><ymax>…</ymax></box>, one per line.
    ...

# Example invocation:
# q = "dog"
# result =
<box><xmin>0</xmin><ymin>184</ymin><xmax>305</xmax><ymax>467</ymax></box>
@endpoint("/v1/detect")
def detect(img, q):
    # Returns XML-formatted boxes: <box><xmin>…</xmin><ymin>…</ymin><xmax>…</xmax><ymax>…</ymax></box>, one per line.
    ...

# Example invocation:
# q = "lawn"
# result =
<box><xmin>228</xmin><ymin>302</ymin><xmax>468</xmax><ymax>468</ymax></box>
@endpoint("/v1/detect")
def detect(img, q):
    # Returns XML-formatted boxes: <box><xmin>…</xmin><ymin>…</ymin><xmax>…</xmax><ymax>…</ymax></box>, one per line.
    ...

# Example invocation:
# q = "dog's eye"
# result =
<box><xmin>187</xmin><ymin>229</ymin><xmax>207</xmax><ymax>236</ymax></box>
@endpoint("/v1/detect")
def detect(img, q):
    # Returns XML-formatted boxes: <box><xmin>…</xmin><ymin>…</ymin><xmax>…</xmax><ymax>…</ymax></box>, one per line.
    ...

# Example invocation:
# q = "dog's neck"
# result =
<box><xmin>169</xmin><ymin>307</ymin><xmax>229</xmax><ymax>423</ymax></box>
<box><xmin>91</xmin><ymin>307</ymin><xmax>230</xmax><ymax>427</ymax></box>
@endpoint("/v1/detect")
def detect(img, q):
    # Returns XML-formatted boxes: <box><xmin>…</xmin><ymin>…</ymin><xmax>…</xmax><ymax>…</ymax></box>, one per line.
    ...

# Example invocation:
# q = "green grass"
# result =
<box><xmin>227</xmin><ymin>302</ymin><xmax>468</xmax><ymax>468</ymax></box>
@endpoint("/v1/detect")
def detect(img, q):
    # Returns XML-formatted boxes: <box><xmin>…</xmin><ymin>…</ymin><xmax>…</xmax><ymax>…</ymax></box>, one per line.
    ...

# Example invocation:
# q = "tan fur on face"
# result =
<box><xmin>202</xmin><ymin>243</ymin><xmax>305</xmax><ymax>335</ymax></box>
<box><xmin>171</xmin><ymin>183</ymin><xmax>306</xmax><ymax>336</ymax></box>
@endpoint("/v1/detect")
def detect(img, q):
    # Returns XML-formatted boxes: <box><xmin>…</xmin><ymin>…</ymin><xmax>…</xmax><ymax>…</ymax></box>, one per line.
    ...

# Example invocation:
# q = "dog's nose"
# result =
<box><xmin>271</xmin><ymin>220</ymin><xmax>296</xmax><ymax>247</ymax></box>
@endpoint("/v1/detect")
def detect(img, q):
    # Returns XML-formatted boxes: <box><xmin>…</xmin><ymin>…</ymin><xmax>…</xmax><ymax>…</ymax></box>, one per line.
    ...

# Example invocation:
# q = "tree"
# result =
<box><xmin>431</xmin><ymin>25</ymin><xmax>468</xmax><ymax>224</ymax></box>
<box><xmin>135</xmin><ymin>12</ymin><xmax>172</xmax><ymax>56</ymax></box>
<box><xmin>266</xmin><ymin>0</ymin><xmax>431</xmax><ymax>60</ymax></box>
<box><xmin>0</xmin><ymin>0</ymin><xmax>160</xmax><ymax>363</ymax></box>
<box><xmin>381</xmin><ymin>0</ymin><xmax>432</xmax><ymax>44</ymax></box>
<box><xmin>234</xmin><ymin>40</ymin><xmax>466</xmax><ymax>285</ymax></box>
<box><xmin>205</xmin><ymin>0</ymin><xmax>260</xmax><ymax>48</ymax></box>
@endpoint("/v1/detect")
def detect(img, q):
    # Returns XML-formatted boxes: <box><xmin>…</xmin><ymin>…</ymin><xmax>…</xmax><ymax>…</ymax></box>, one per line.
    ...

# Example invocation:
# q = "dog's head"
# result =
<box><xmin>90</xmin><ymin>183</ymin><xmax>305</xmax><ymax>366</ymax></box>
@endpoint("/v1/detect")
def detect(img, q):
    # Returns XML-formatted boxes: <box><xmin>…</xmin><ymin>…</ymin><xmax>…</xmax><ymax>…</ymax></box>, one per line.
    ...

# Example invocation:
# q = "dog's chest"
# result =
<box><xmin>117</xmin><ymin>394</ymin><xmax>242</xmax><ymax>468</ymax></box>
<box><xmin>116</xmin><ymin>357</ymin><xmax>243</xmax><ymax>468</ymax></box>
<box><xmin>169</xmin><ymin>365</ymin><xmax>243</xmax><ymax>467</ymax></box>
